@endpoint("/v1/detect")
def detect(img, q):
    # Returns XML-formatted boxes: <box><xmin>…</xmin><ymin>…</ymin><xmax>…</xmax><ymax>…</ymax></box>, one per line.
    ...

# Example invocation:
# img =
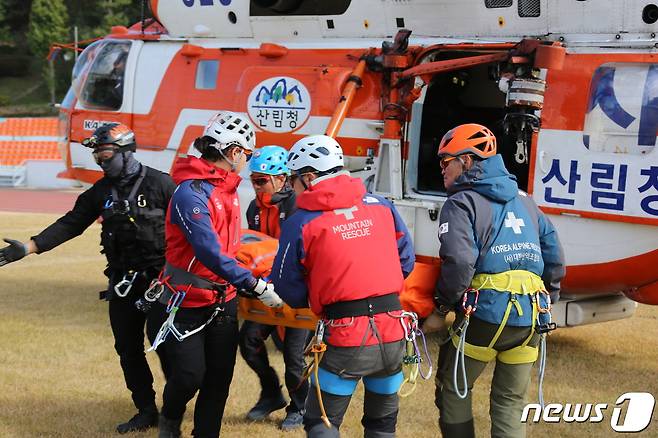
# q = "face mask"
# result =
<box><xmin>100</xmin><ymin>153</ymin><xmax>124</xmax><ymax>179</ymax></box>
<box><xmin>256</xmin><ymin>192</ymin><xmax>274</xmax><ymax>207</ymax></box>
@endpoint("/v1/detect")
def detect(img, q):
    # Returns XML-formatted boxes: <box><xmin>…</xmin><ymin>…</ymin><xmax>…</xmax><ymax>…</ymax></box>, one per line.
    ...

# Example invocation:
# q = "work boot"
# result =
<box><xmin>439</xmin><ymin>419</ymin><xmax>475</xmax><ymax>438</ymax></box>
<box><xmin>116</xmin><ymin>406</ymin><xmax>159</xmax><ymax>434</ymax></box>
<box><xmin>280</xmin><ymin>411</ymin><xmax>304</xmax><ymax>431</ymax></box>
<box><xmin>246</xmin><ymin>389</ymin><xmax>287</xmax><ymax>421</ymax></box>
<box><xmin>158</xmin><ymin>415</ymin><xmax>182</xmax><ymax>438</ymax></box>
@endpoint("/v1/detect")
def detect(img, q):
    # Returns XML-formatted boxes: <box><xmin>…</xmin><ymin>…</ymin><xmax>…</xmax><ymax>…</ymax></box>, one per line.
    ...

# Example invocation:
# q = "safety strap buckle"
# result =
<box><xmin>537</xmin><ymin>322</ymin><xmax>557</xmax><ymax>334</ymax></box>
<box><xmin>462</xmin><ymin>288</ymin><xmax>479</xmax><ymax>316</ymax></box>
<box><xmin>402</xmin><ymin>352</ymin><xmax>421</xmax><ymax>365</ymax></box>
<box><xmin>114</xmin><ymin>271</ymin><xmax>139</xmax><ymax>297</ymax></box>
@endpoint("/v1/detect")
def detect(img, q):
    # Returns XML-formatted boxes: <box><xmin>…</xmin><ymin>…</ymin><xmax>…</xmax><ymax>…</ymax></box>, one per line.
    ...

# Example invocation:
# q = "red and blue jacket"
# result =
<box><xmin>272</xmin><ymin>172</ymin><xmax>415</xmax><ymax>347</ymax></box>
<box><xmin>165</xmin><ymin>156</ymin><xmax>255</xmax><ymax>307</ymax></box>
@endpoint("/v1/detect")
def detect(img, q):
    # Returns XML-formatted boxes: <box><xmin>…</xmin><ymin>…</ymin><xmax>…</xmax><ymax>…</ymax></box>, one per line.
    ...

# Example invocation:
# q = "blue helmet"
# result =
<box><xmin>249</xmin><ymin>145</ymin><xmax>290</xmax><ymax>175</ymax></box>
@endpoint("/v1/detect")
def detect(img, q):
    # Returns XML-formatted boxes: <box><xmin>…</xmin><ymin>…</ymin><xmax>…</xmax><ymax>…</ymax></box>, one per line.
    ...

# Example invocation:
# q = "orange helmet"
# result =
<box><xmin>437</xmin><ymin>123</ymin><xmax>496</xmax><ymax>159</ymax></box>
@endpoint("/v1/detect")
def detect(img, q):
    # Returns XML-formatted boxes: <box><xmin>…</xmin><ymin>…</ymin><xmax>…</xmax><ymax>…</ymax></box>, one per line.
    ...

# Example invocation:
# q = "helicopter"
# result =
<box><xmin>55</xmin><ymin>0</ymin><xmax>658</xmax><ymax>327</ymax></box>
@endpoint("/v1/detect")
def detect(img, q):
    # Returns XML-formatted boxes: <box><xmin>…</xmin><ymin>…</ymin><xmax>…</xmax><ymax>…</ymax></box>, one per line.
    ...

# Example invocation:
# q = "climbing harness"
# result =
<box><xmin>302</xmin><ymin>320</ymin><xmax>331</xmax><ymax>428</ymax></box>
<box><xmin>148</xmin><ymin>266</ymin><xmax>227</xmax><ymax>351</ymax></box>
<box><xmin>449</xmin><ymin>271</ymin><xmax>556</xmax><ymax>401</ymax></box>
<box><xmin>396</xmin><ymin>311</ymin><xmax>433</xmax><ymax>397</ymax></box>
<box><xmin>301</xmin><ymin>294</ymin><xmax>415</xmax><ymax>427</ymax></box>
<box><xmin>452</xmin><ymin>288</ymin><xmax>479</xmax><ymax>400</ymax></box>
<box><xmin>114</xmin><ymin>271</ymin><xmax>139</xmax><ymax>297</ymax></box>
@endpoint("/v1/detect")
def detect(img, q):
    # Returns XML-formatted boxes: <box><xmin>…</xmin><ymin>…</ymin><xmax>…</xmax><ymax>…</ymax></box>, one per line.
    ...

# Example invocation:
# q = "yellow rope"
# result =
<box><xmin>312</xmin><ymin>347</ymin><xmax>331</xmax><ymax>428</ymax></box>
<box><xmin>398</xmin><ymin>340</ymin><xmax>419</xmax><ymax>398</ymax></box>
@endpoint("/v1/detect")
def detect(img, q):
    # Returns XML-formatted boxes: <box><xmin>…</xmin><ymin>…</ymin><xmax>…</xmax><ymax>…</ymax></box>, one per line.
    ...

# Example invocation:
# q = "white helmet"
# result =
<box><xmin>203</xmin><ymin>111</ymin><xmax>256</xmax><ymax>151</ymax></box>
<box><xmin>287</xmin><ymin>135</ymin><xmax>344</xmax><ymax>172</ymax></box>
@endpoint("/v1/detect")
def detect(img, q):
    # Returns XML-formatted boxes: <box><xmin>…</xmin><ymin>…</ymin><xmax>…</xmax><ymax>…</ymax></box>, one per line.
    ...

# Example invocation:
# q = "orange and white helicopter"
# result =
<box><xmin>55</xmin><ymin>0</ymin><xmax>658</xmax><ymax>327</ymax></box>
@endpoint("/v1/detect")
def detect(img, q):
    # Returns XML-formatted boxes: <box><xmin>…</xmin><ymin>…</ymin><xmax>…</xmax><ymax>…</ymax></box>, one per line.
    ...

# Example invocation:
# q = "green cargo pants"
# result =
<box><xmin>434</xmin><ymin>315</ymin><xmax>540</xmax><ymax>438</ymax></box>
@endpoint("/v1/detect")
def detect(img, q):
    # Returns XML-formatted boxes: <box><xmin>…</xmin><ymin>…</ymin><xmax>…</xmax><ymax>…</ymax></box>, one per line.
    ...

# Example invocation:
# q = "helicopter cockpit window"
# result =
<box><xmin>195</xmin><ymin>60</ymin><xmax>219</xmax><ymax>90</ymax></box>
<box><xmin>584</xmin><ymin>63</ymin><xmax>657</xmax><ymax>156</ymax></box>
<box><xmin>79</xmin><ymin>41</ymin><xmax>131</xmax><ymax>111</ymax></box>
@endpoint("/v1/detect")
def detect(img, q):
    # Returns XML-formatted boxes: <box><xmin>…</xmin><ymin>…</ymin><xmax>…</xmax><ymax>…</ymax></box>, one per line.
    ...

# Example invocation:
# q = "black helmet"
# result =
<box><xmin>82</xmin><ymin>123</ymin><xmax>136</xmax><ymax>152</ymax></box>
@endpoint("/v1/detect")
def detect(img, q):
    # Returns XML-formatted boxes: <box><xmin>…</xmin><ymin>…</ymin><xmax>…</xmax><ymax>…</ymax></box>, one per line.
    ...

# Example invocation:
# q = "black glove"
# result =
<box><xmin>0</xmin><ymin>238</ymin><xmax>28</xmax><ymax>267</ymax></box>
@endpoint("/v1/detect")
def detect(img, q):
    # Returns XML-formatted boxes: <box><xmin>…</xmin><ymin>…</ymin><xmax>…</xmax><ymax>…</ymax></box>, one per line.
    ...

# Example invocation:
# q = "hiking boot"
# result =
<box><xmin>280</xmin><ymin>411</ymin><xmax>304</xmax><ymax>431</ymax></box>
<box><xmin>246</xmin><ymin>390</ymin><xmax>287</xmax><ymax>421</ymax></box>
<box><xmin>158</xmin><ymin>415</ymin><xmax>182</xmax><ymax>438</ymax></box>
<box><xmin>116</xmin><ymin>408</ymin><xmax>159</xmax><ymax>434</ymax></box>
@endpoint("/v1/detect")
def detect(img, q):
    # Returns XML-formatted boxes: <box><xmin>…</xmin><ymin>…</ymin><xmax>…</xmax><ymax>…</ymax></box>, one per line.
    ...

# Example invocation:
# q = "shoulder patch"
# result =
<box><xmin>363</xmin><ymin>195</ymin><xmax>380</xmax><ymax>204</ymax></box>
<box><xmin>518</xmin><ymin>190</ymin><xmax>528</xmax><ymax>197</ymax></box>
<box><xmin>439</xmin><ymin>222</ymin><xmax>449</xmax><ymax>235</ymax></box>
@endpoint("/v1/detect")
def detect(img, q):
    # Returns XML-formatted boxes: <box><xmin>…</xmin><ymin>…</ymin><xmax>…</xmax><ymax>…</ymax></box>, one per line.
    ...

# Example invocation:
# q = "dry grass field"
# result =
<box><xmin>0</xmin><ymin>211</ymin><xmax>656</xmax><ymax>437</ymax></box>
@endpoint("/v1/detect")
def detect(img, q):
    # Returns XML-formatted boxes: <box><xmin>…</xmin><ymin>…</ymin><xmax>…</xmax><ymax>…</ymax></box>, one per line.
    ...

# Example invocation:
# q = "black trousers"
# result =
<box><xmin>161</xmin><ymin>299</ymin><xmax>239</xmax><ymax>438</ymax></box>
<box><xmin>108</xmin><ymin>277</ymin><xmax>169</xmax><ymax>412</ymax></box>
<box><xmin>238</xmin><ymin>320</ymin><xmax>310</xmax><ymax>413</ymax></box>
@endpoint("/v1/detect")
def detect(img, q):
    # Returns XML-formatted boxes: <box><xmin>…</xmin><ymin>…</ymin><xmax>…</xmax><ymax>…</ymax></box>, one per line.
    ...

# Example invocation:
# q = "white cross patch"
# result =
<box><xmin>334</xmin><ymin>206</ymin><xmax>358</xmax><ymax>220</ymax></box>
<box><xmin>504</xmin><ymin>212</ymin><xmax>525</xmax><ymax>234</ymax></box>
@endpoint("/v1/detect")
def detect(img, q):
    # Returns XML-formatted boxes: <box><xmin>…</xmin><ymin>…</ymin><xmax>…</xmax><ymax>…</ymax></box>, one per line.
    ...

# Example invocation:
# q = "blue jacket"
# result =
<box><xmin>435</xmin><ymin>155</ymin><xmax>565</xmax><ymax>326</ymax></box>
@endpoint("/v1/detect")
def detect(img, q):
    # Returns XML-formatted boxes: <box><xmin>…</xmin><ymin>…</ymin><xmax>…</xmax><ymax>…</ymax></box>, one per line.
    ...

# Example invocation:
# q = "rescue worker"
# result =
<box><xmin>427</xmin><ymin>124</ymin><xmax>565</xmax><ymax>438</ymax></box>
<box><xmin>272</xmin><ymin>135</ymin><xmax>416</xmax><ymax>438</ymax></box>
<box><xmin>158</xmin><ymin>111</ymin><xmax>284</xmax><ymax>438</ymax></box>
<box><xmin>0</xmin><ymin>123</ymin><xmax>174</xmax><ymax>434</ymax></box>
<box><xmin>239</xmin><ymin>145</ymin><xmax>310</xmax><ymax>430</ymax></box>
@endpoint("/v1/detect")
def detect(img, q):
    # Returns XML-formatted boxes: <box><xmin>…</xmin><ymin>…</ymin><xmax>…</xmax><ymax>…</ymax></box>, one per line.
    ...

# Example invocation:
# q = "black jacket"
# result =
<box><xmin>32</xmin><ymin>166</ymin><xmax>176</xmax><ymax>274</ymax></box>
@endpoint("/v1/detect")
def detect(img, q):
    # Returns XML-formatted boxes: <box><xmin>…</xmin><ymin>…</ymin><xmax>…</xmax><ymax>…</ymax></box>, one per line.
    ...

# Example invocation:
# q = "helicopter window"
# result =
<box><xmin>584</xmin><ymin>63</ymin><xmax>658</xmax><ymax>156</ymax></box>
<box><xmin>485</xmin><ymin>0</ymin><xmax>512</xmax><ymax>8</ymax></box>
<box><xmin>195</xmin><ymin>60</ymin><xmax>220</xmax><ymax>90</ymax></box>
<box><xmin>79</xmin><ymin>41</ymin><xmax>131</xmax><ymax>111</ymax></box>
<box><xmin>518</xmin><ymin>0</ymin><xmax>540</xmax><ymax>17</ymax></box>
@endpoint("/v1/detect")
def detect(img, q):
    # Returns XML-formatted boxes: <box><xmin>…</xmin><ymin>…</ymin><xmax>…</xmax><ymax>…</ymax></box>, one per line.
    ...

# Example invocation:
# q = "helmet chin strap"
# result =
<box><xmin>218</xmin><ymin>146</ymin><xmax>244</xmax><ymax>171</ymax></box>
<box><xmin>295</xmin><ymin>170</ymin><xmax>311</xmax><ymax>191</ymax></box>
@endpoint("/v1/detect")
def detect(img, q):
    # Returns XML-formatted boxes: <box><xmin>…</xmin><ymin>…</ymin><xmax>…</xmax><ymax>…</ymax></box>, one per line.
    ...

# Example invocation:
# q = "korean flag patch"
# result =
<box><xmin>439</xmin><ymin>222</ymin><xmax>449</xmax><ymax>236</ymax></box>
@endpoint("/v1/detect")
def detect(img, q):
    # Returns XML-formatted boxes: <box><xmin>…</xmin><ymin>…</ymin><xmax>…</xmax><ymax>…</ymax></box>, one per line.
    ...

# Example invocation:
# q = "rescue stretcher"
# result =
<box><xmin>236</xmin><ymin>229</ymin><xmax>441</xmax><ymax>330</ymax></box>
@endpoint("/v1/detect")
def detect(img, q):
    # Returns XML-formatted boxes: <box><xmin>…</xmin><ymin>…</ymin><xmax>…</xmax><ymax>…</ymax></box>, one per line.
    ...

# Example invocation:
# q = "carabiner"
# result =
<box><xmin>166</xmin><ymin>290</ymin><xmax>186</xmax><ymax>313</ymax></box>
<box><xmin>144</xmin><ymin>279</ymin><xmax>165</xmax><ymax>302</ymax></box>
<box><xmin>114</xmin><ymin>271</ymin><xmax>139</xmax><ymax>297</ymax></box>
<box><xmin>462</xmin><ymin>289</ymin><xmax>479</xmax><ymax>316</ymax></box>
<box><xmin>314</xmin><ymin>319</ymin><xmax>325</xmax><ymax>344</ymax></box>
<box><xmin>535</xmin><ymin>290</ymin><xmax>552</xmax><ymax>313</ymax></box>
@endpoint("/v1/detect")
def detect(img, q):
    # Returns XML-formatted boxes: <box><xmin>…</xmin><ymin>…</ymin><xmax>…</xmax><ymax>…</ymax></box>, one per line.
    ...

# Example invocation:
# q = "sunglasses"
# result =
<box><xmin>220</xmin><ymin>142</ymin><xmax>253</xmax><ymax>162</ymax></box>
<box><xmin>440</xmin><ymin>154</ymin><xmax>470</xmax><ymax>170</ymax></box>
<box><xmin>250</xmin><ymin>176</ymin><xmax>270</xmax><ymax>187</ymax></box>
<box><xmin>290</xmin><ymin>171</ymin><xmax>316</xmax><ymax>184</ymax></box>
